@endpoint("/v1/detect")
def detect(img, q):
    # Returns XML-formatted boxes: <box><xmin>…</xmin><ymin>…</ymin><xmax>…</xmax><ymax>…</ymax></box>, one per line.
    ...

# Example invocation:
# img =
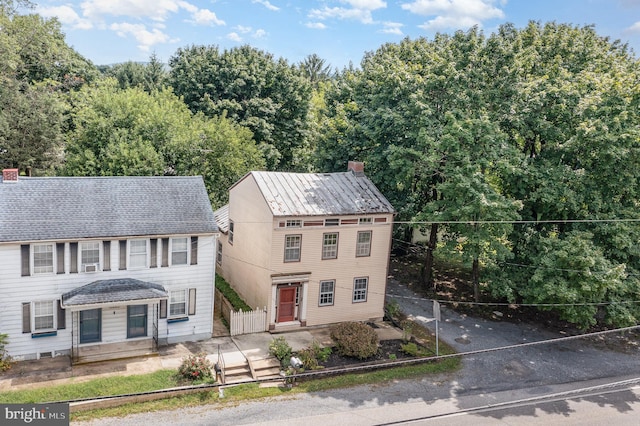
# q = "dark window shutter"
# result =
<box><xmin>22</xmin><ymin>302</ymin><xmax>31</xmax><ymax>333</ymax></box>
<box><xmin>103</xmin><ymin>241</ymin><xmax>111</xmax><ymax>271</ymax></box>
<box><xmin>57</xmin><ymin>300</ymin><xmax>66</xmax><ymax>330</ymax></box>
<box><xmin>69</xmin><ymin>242</ymin><xmax>78</xmax><ymax>273</ymax></box>
<box><xmin>119</xmin><ymin>240</ymin><xmax>127</xmax><ymax>270</ymax></box>
<box><xmin>56</xmin><ymin>243</ymin><xmax>65</xmax><ymax>274</ymax></box>
<box><xmin>21</xmin><ymin>245</ymin><xmax>30</xmax><ymax>276</ymax></box>
<box><xmin>161</xmin><ymin>238</ymin><xmax>169</xmax><ymax>267</ymax></box>
<box><xmin>190</xmin><ymin>237</ymin><xmax>198</xmax><ymax>265</ymax></box>
<box><xmin>188</xmin><ymin>288</ymin><xmax>197</xmax><ymax>315</ymax></box>
<box><xmin>159</xmin><ymin>299</ymin><xmax>167</xmax><ymax>319</ymax></box>
<box><xmin>150</xmin><ymin>239</ymin><xmax>158</xmax><ymax>268</ymax></box>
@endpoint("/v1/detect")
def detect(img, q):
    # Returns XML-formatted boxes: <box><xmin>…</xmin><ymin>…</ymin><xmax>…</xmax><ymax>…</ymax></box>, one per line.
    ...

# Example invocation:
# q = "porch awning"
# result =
<box><xmin>61</xmin><ymin>278</ymin><xmax>168</xmax><ymax>310</ymax></box>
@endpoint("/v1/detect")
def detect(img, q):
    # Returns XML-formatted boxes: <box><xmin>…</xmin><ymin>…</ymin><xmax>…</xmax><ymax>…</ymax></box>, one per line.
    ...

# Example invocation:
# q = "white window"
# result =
<box><xmin>81</xmin><ymin>241</ymin><xmax>100</xmax><ymax>271</ymax></box>
<box><xmin>324</xmin><ymin>218</ymin><xmax>339</xmax><ymax>226</ymax></box>
<box><xmin>169</xmin><ymin>290</ymin><xmax>187</xmax><ymax>317</ymax></box>
<box><xmin>33</xmin><ymin>301</ymin><xmax>55</xmax><ymax>330</ymax></box>
<box><xmin>171</xmin><ymin>237</ymin><xmax>188</xmax><ymax>265</ymax></box>
<box><xmin>33</xmin><ymin>244</ymin><xmax>54</xmax><ymax>274</ymax></box>
<box><xmin>229</xmin><ymin>221</ymin><xmax>234</xmax><ymax>245</ymax></box>
<box><xmin>319</xmin><ymin>280</ymin><xmax>335</xmax><ymax>306</ymax></box>
<box><xmin>284</xmin><ymin>235</ymin><xmax>301</xmax><ymax>262</ymax></box>
<box><xmin>359</xmin><ymin>217</ymin><xmax>372</xmax><ymax>225</ymax></box>
<box><xmin>353</xmin><ymin>277</ymin><xmax>368</xmax><ymax>303</ymax></box>
<box><xmin>356</xmin><ymin>231</ymin><xmax>372</xmax><ymax>257</ymax></box>
<box><xmin>286</xmin><ymin>220</ymin><xmax>301</xmax><ymax>228</ymax></box>
<box><xmin>322</xmin><ymin>233</ymin><xmax>338</xmax><ymax>259</ymax></box>
<box><xmin>129</xmin><ymin>240</ymin><xmax>147</xmax><ymax>268</ymax></box>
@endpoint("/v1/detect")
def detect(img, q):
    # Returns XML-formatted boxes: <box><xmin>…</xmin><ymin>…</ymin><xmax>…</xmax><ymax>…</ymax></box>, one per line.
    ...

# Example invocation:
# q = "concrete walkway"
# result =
<box><xmin>0</xmin><ymin>323</ymin><xmax>402</xmax><ymax>392</ymax></box>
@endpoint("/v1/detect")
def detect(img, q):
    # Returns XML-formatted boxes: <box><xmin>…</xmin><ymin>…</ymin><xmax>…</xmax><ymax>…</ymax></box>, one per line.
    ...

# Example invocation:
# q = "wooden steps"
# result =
<box><xmin>248</xmin><ymin>357</ymin><xmax>282</xmax><ymax>380</ymax></box>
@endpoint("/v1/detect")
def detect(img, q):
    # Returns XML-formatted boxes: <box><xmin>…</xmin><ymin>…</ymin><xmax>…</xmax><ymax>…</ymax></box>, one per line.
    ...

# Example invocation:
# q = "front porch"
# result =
<box><xmin>73</xmin><ymin>338</ymin><xmax>156</xmax><ymax>365</ymax></box>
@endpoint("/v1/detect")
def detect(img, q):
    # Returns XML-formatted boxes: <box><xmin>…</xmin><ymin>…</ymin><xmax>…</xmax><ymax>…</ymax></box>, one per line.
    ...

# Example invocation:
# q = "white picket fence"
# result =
<box><xmin>230</xmin><ymin>307</ymin><xmax>268</xmax><ymax>336</ymax></box>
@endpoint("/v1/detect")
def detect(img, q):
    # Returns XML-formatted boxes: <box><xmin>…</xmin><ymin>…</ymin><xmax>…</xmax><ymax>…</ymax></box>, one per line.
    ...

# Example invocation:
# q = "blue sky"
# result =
<box><xmin>35</xmin><ymin>0</ymin><xmax>640</xmax><ymax>68</ymax></box>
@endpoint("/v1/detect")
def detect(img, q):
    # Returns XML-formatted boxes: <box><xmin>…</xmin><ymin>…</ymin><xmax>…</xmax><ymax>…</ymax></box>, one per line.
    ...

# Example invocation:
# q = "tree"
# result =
<box><xmin>102</xmin><ymin>53</ymin><xmax>167</xmax><ymax>92</ymax></box>
<box><xmin>168</xmin><ymin>45</ymin><xmax>312</xmax><ymax>171</ymax></box>
<box><xmin>299</xmin><ymin>54</ymin><xmax>334</xmax><ymax>87</ymax></box>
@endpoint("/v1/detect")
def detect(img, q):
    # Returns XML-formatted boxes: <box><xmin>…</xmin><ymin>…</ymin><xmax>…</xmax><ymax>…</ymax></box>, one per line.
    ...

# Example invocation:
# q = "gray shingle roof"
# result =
<box><xmin>241</xmin><ymin>171</ymin><xmax>395</xmax><ymax>217</ymax></box>
<box><xmin>0</xmin><ymin>176</ymin><xmax>217</xmax><ymax>242</ymax></box>
<box><xmin>62</xmin><ymin>278</ymin><xmax>167</xmax><ymax>307</ymax></box>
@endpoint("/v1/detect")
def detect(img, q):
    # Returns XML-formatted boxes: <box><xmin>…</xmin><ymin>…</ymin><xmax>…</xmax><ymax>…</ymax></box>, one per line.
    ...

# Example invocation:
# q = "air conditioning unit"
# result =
<box><xmin>82</xmin><ymin>263</ymin><xmax>99</xmax><ymax>273</ymax></box>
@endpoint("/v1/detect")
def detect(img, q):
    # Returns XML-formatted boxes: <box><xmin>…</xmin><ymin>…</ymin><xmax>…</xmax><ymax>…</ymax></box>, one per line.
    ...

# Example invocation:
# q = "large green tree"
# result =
<box><xmin>167</xmin><ymin>45</ymin><xmax>312</xmax><ymax>171</ymax></box>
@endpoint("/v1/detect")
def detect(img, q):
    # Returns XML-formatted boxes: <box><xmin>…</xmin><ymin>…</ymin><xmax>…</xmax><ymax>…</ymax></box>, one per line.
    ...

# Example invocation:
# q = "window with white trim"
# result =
<box><xmin>286</xmin><ymin>220</ymin><xmax>301</xmax><ymax>228</ymax></box>
<box><xmin>169</xmin><ymin>289</ymin><xmax>187</xmax><ymax>317</ymax></box>
<box><xmin>229</xmin><ymin>221</ymin><xmax>234</xmax><ymax>245</ymax></box>
<box><xmin>359</xmin><ymin>217</ymin><xmax>372</xmax><ymax>225</ymax></box>
<box><xmin>356</xmin><ymin>231</ymin><xmax>372</xmax><ymax>257</ymax></box>
<box><xmin>324</xmin><ymin>218</ymin><xmax>339</xmax><ymax>226</ymax></box>
<box><xmin>319</xmin><ymin>280</ymin><xmax>335</xmax><ymax>306</ymax></box>
<box><xmin>129</xmin><ymin>239</ymin><xmax>147</xmax><ymax>268</ymax></box>
<box><xmin>322</xmin><ymin>233</ymin><xmax>338</xmax><ymax>259</ymax></box>
<box><xmin>284</xmin><ymin>235</ymin><xmax>301</xmax><ymax>262</ymax></box>
<box><xmin>216</xmin><ymin>241</ymin><xmax>223</xmax><ymax>265</ymax></box>
<box><xmin>33</xmin><ymin>300</ymin><xmax>55</xmax><ymax>330</ymax></box>
<box><xmin>353</xmin><ymin>277</ymin><xmax>368</xmax><ymax>303</ymax></box>
<box><xmin>81</xmin><ymin>241</ymin><xmax>100</xmax><ymax>271</ymax></box>
<box><xmin>33</xmin><ymin>244</ymin><xmax>54</xmax><ymax>274</ymax></box>
<box><xmin>171</xmin><ymin>237</ymin><xmax>188</xmax><ymax>265</ymax></box>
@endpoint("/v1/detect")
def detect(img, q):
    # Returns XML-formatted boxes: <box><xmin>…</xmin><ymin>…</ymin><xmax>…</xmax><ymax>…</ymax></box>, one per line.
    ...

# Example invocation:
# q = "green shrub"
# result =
<box><xmin>385</xmin><ymin>299</ymin><xmax>401</xmax><ymax>320</ymax></box>
<box><xmin>0</xmin><ymin>333</ymin><xmax>12</xmax><ymax>371</ymax></box>
<box><xmin>215</xmin><ymin>274</ymin><xmax>252</xmax><ymax>311</ymax></box>
<box><xmin>269</xmin><ymin>337</ymin><xmax>292</xmax><ymax>367</ymax></box>
<box><xmin>330</xmin><ymin>322</ymin><xmax>379</xmax><ymax>360</ymax></box>
<box><xmin>297</xmin><ymin>340</ymin><xmax>332</xmax><ymax>369</ymax></box>
<box><xmin>177</xmin><ymin>352</ymin><xmax>214</xmax><ymax>382</ymax></box>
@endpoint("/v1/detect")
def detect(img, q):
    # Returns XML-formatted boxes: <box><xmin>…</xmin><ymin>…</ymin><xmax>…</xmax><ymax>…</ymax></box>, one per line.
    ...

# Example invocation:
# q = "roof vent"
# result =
<box><xmin>2</xmin><ymin>168</ymin><xmax>18</xmax><ymax>183</ymax></box>
<box><xmin>347</xmin><ymin>161</ymin><xmax>365</xmax><ymax>177</ymax></box>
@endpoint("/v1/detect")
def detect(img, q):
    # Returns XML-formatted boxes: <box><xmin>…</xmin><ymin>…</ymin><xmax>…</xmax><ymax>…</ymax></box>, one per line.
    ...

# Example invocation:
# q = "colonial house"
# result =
<box><xmin>0</xmin><ymin>169</ymin><xmax>218</xmax><ymax>363</ymax></box>
<box><xmin>214</xmin><ymin>162</ymin><xmax>395</xmax><ymax>331</ymax></box>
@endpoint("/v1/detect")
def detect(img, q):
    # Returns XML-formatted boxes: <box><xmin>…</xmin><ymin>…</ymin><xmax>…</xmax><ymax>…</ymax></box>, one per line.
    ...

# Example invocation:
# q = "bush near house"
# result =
<box><xmin>215</xmin><ymin>274</ymin><xmax>252</xmax><ymax>311</ymax></box>
<box><xmin>269</xmin><ymin>337</ymin><xmax>293</xmax><ymax>368</ymax></box>
<box><xmin>297</xmin><ymin>340</ymin><xmax>332</xmax><ymax>370</ymax></box>
<box><xmin>0</xmin><ymin>333</ymin><xmax>12</xmax><ymax>371</ymax></box>
<box><xmin>330</xmin><ymin>322</ymin><xmax>379</xmax><ymax>360</ymax></box>
<box><xmin>177</xmin><ymin>352</ymin><xmax>214</xmax><ymax>382</ymax></box>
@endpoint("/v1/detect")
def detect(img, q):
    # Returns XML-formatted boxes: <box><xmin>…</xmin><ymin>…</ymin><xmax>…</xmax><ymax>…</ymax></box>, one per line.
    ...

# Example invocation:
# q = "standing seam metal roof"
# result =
<box><xmin>245</xmin><ymin>171</ymin><xmax>395</xmax><ymax>217</ymax></box>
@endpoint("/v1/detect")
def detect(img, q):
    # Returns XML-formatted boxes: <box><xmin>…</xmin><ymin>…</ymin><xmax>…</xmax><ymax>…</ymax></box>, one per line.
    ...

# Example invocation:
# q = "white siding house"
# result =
<box><xmin>215</xmin><ymin>162</ymin><xmax>395</xmax><ymax>331</ymax></box>
<box><xmin>0</xmin><ymin>170</ymin><xmax>218</xmax><ymax>363</ymax></box>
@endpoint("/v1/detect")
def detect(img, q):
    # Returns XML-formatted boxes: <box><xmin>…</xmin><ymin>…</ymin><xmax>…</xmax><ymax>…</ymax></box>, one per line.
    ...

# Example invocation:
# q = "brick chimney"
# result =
<box><xmin>347</xmin><ymin>161</ymin><xmax>365</xmax><ymax>177</ymax></box>
<box><xmin>2</xmin><ymin>168</ymin><xmax>19</xmax><ymax>183</ymax></box>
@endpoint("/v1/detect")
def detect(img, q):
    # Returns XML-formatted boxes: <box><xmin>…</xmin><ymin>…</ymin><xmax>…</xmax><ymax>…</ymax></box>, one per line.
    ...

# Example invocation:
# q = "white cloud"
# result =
<box><xmin>38</xmin><ymin>5</ymin><xmax>93</xmax><ymax>30</ymax></box>
<box><xmin>227</xmin><ymin>32</ymin><xmax>243</xmax><ymax>42</ymax></box>
<box><xmin>624</xmin><ymin>21</ymin><xmax>640</xmax><ymax>34</ymax></box>
<box><xmin>110</xmin><ymin>22</ymin><xmax>170</xmax><ymax>51</ymax></box>
<box><xmin>253</xmin><ymin>0</ymin><xmax>279</xmax><ymax>11</ymax></box>
<box><xmin>309</xmin><ymin>0</ymin><xmax>387</xmax><ymax>24</ymax></box>
<box><xmin>402</xmin><ymin>0</ymin><xmax>504</xmax><ymax>30</ymax></box>
<box><xmin>254</xmin><ymin>29</ymin><xmax>267</xmax><ymax>38</ymax></box>
<box><xmin>81</xmin><ymin>0</ymin><xmax>181</xmax><ymax>21</ymax></box>
<box><xmin>306</xmin><ymin>21</ymin><xmax>327</xmax><ymax>29</ymax></box>
<box><xmin>235</xmin><ymin>25</ymin><xmax>253</xmax><ymax>34</ymax></box>
<box><xmin>381</xmin><ymin>21</ymin><xmax>403</xmax><ymax>35</ymax></box>
<box><xmin>191</xmin><ymin>9</ymin><xmax>225</xmax><ymax>26</ymax></box>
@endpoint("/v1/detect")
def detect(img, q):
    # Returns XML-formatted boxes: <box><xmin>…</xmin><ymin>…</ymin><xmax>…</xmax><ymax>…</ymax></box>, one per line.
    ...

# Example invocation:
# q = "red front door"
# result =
<box><xmin>277</xmin><ymin>287</ymin><xmax>296</xmax><ymax>322</ymax></box>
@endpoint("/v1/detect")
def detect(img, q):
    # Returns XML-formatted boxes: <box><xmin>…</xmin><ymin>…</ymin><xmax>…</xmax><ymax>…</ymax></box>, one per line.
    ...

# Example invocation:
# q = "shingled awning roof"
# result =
<box><xmin>61</xmin><ymin>279</ymin><xmax>168</xmax><ymax>309</ymax></box>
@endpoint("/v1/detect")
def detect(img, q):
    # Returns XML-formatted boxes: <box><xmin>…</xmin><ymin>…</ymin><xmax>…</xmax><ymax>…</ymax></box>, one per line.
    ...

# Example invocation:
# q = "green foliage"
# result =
<box><xmin>384</xmin><ymin>299</ymin><xmax>401</xmax><ymax>320</ymax></box>
<box><xmin>177</xmin><ymin>352</ymin><xmax>214</xmax><ymax>382</ymax></box>
<box><xmin>0</xmin><ymin>333</ymin><xmax>13</xmax><ymax>371</ymax></box>
<box><xmin>330</xmin><ymin>322</ymin><xmax>379</xmax><ymax>360</ymax></box>
<box><xmin>296</xmin><ymin>340</ymin><xmax>332</xmax><ymax>370</ymax></box>
<box><xmin>400</xmin><ymin>342</ymin><xmax>430</xmax><ymax>357</ymax></box>
<box><xmin>268</xmin><ymin>337</ymin><xmax>292</xmax><ymax>367</ymax></box>
<box><xmin>214</xmin><ymin>274</ymin><xmax>252</xmax><ymax>311</ymax></box>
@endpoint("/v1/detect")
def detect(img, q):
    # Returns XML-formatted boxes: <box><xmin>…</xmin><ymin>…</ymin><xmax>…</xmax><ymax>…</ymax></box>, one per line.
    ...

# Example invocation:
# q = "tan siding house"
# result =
<box><xmin>215</xmin><ymin>162</ymin><xmax>395</xmax><ymax>331</ymax></box>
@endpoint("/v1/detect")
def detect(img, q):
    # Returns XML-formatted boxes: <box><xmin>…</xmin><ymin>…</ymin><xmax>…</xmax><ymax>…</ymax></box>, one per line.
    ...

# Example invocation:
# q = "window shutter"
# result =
<box><xmin>150</xmin><ymin>239</ymin><xmax>158</xmax><ymax>268</ymax></box>
<box><xmin>190</xmin><ymin>237</ymin><xmax>198</xmax><ymax>265</ymax></box>
<box><xmin>57</xmin><ymin>300</ymin><xmax>66</xmax><ymax>330</ymax></box>
<box><xmin>188</xmin><ymin>288</ymin><xmax>197</xmax><ymax>315</ymax></box>
<box><xmin>161</xmin><ymin>238</ymin><xmax>169</xmax><ymax>267</ymax></box>
<box><xmin>159</xmin><ymin>299</ymin><xmax>167</xmax><ymax>319</ymax></box>
<box><xmin>22</xmin><ymin>302</ymin><xmax>31</xmax><ymax>333</ymax></box>
<box><xmin>21</xmin><ymin>245</ymin><xmax>30</xmax><ymax>276</ymax></box>
<box><xmin>56</xmin><ymin>243</ymin><xmax>65</xmax><ymax>274</ymax></box>
<box><xmin>69</xmin><ymin>242</ymin><xmax>78</xmax><ymax>273</ymax></box>
<box><xmin>119</xmin><ymin>240</ymin><xmax>127</xmax><ymax>270</ymax></box>
<box><xmin>103</xmin><ymin>241</ymin><xmax>111</xmax><ymax>271</ymax></box>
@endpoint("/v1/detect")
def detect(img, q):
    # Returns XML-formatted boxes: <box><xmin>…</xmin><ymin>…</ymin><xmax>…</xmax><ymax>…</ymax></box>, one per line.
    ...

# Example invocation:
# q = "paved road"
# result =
<box><xmin>74</xmin><ymin>280</ymin><xmax>640</xmax><ymax>425</ymax></box>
